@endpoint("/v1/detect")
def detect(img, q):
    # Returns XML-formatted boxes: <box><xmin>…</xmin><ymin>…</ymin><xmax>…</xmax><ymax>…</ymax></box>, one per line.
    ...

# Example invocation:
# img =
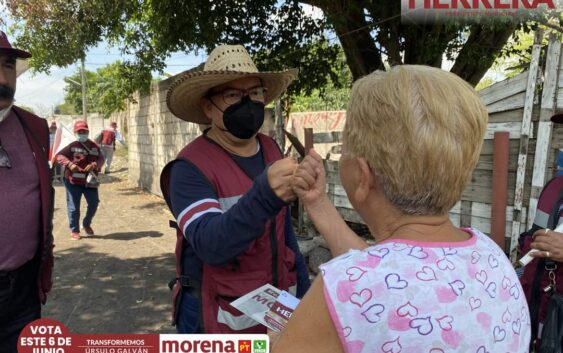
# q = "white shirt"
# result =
<box><xmin>0</xmin><ymin>104</ymin><xmax>14</xmax><ymax>123</ymax></box>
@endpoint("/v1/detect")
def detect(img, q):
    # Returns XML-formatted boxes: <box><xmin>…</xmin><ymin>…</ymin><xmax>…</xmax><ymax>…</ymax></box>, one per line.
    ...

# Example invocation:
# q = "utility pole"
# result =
<box><xmin>81</xmin><ymin>59</ymin><xmax>87</xmax><ymax>120</ymax></box>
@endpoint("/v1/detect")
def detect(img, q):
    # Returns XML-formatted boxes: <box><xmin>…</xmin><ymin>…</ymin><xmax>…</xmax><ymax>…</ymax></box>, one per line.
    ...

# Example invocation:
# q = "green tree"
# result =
<box><xmin>3</xmin><ymin>0</ymin><xmax>556</xmax><ymax>96</ymax></box>
<box><xmin>292</xmin><ymin>50</ymin><xmax>351</xmax><ymax>112</ymax></box>
<box><xmin>63</xmin><ymin>61</ymin><xmax>132</xmax><ymax>117</ymax></box>
<box><xmin>54</xmin><ymin>102</ymin><xmax>78</xmax><ymax>115</ymax></box>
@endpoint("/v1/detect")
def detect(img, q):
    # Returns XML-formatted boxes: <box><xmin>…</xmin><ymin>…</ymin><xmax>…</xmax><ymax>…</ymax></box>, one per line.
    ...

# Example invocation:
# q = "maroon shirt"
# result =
<box><xmin>56</xmin><ymin>140</ymin><xmax>104</xmax><ymax>185</ymax></box>
<box><xmin>0</xmin><ymin>111</ymin><xmax>41</xmax><ymax>270</ymax></box>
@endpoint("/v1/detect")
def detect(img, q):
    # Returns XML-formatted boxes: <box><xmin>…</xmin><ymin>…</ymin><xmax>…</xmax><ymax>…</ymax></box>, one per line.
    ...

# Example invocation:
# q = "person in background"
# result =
<box><xmin>272</xmin><ymin>65</ymin><xmax>530</xmax><ymax>352</ymax></box>
<box><xmin>160</xmin><ymin>44</ymin><xmax>310</xmax><ymax>334</ymax></box>
<box><xmin>0</xmin><ymin>31</ymin><xmax>54</xmax><ymax>353</ymax></box>
<box><xmin>96</xmin><ymin>121</ymin><xmax>125</xmax><ymax>174</ymax></box>
<box><xmin>48</xmin><ymin>121</ymin><xmax>57</xmax><ymax>149</ymax></box>
<box><xmin>56</xmin><ymin>120</ymin><xmax>104</xmax><ymax>240</ymax></box>
<box><xmin>48</xmin><ymin>120</ymin><xmax>62</xmax><ymax>183</ymax></box>
<box><xmin>517</xmin><ymin>113</ymin><xmax>563</xmax><ymax>351</ymax></box>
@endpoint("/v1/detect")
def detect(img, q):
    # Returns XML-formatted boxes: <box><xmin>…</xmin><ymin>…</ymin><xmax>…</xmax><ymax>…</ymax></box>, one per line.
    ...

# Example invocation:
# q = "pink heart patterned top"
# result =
<box><xmin>320</xmin><ymin>228</ymin><xmax>530</xmax><ymax>353</ymax></box>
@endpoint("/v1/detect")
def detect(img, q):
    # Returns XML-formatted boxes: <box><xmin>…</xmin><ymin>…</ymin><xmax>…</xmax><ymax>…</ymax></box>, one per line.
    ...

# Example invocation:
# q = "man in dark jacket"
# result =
<box><xmin>0</xmin><ymin>32</ymin><xmax>55</xmax><ymax>353</ymax></box>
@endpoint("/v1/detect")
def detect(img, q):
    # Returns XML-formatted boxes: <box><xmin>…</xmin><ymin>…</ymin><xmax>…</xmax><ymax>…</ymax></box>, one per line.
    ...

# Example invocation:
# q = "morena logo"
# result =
<box><xmin>408</xmin><ymin>0</ymin><xmax>556</xmax><ymax>9</ymax></box>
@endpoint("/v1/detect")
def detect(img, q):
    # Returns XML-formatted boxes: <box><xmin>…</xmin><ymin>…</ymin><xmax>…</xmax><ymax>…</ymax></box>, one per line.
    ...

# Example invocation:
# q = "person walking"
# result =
<box><xmin>97</xmin><ymin>121</ymin><xmax>125</xmax><ymax>174</ymax></box>
<box><xmin>56</xmin><ymin>120</ymin><xmax>104</xmax><ymax>240</ymax></box>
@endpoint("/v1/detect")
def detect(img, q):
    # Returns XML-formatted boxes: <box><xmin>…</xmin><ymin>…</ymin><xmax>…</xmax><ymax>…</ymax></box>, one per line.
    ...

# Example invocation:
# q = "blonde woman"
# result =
<box><xmin>273</xmin><ymin>66</ymin><xmax>531</xmax><ymax>352</ymax></box>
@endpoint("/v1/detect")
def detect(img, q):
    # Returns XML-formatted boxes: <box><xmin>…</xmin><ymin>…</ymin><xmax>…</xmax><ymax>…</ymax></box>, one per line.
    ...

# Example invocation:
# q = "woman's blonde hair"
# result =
<box><xmin>343</xmin><ymin>65</ymin><xmax>488</xmax><ymax>215</ymax></box>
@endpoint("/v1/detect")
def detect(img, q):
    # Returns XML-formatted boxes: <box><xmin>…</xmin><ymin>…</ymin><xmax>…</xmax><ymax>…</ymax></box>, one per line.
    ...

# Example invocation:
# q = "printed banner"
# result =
<box><xmin>17</xmin><ymin>318</ymin><xmax>269</xmax><ymax>353</ymax></box>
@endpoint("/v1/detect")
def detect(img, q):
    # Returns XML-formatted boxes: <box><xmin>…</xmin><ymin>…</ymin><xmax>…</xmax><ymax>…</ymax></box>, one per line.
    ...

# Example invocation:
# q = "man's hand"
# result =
<box><xmin>83</xmin><ymin>163</ymin><xmax>95</xmax><ymax>173</ymax></box>
<box><xmin>68</xmin><ymin>163</ymin><xmax>80</xmax><ymax>173</ymax></box>
<box><xmin>267</xmin><ymin>157</ymin><xmax>298</xmax><ymax>203</ymax></box>
<box><xmin>291</xmin><ymin>149</ymin><xmax>328</xmax><ymax>209</ymax></box>
<box><xmin>531</xmin><ymin>228</ymin><xmax>563</xmax><ymax>262</ymax></box>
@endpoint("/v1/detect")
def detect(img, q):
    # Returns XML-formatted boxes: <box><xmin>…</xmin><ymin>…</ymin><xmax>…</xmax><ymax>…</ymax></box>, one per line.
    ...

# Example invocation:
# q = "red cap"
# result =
<box><xmin>73</xmin><ymin>120</ymin><xmax>89</xmax><ymax>132</ymax></box>
<box><xmin>0</xmin><ymin>32</ymin><xmax>31</xmax><ymax>59</ymax></box>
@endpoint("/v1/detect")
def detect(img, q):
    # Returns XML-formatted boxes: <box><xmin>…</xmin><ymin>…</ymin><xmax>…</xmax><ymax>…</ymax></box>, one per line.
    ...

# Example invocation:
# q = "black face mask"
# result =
<box><xmin>222</xmin><ymin>96</ymin><xmax>265</xmax><ymax>139</ymax></box>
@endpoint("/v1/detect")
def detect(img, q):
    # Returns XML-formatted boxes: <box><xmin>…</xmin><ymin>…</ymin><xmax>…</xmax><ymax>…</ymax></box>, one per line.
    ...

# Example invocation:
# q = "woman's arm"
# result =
<box><xmin>271</xmin><ymin>275</ymin><xmax>344</xmax><ymax>353</ymax></box>
<box><xmin>293</xmin><ymin>149</ymin><xmax>367</xmax><ymax>256</ymax></box>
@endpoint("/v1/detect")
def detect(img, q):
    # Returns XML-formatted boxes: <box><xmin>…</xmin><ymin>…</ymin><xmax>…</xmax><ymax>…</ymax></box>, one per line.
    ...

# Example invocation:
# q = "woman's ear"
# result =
<box><xmin>354</xmin><ymin>157</ymin><xmax>374</xmax><ymax>203</ymax></box>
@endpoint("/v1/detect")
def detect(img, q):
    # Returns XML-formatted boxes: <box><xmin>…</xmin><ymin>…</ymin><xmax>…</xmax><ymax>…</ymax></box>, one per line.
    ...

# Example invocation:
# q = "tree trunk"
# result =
<box><xmin>301</xmin><ymin>1</ymin><xmax>517</xmax><ymax>86</ymax></box>
<box><xmin>450</xmin><ymin>24</ymin><xmax>518</xmax><ymax>86</ymax></box>
<box><xmin>305</xmin><ymin>1</ymin><xmax>385</xmax><ymax>80</ymax></box>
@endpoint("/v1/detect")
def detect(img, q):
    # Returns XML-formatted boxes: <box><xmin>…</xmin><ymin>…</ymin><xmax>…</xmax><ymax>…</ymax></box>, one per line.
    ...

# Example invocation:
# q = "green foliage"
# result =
<box><xmin>63</xmin><ymin>61</ymin><xmax>133</xmax><ymax>117</ymax></box>
<box><xmin>17</xmin><ymin>105</ymin><xmax>35</xmax><ymax>113</ymax></box>
<box><xmin>291</xmin><ymin>50</ymin><xmax>351</xmax><ymax>112</ymax></box>
<box><xmin>5</xmin><ymin>0</ymin><xmax>339</xmax><ymax>97</ymax></box>
<box><xmin>54</xmin><ymin>102</ymin><xmax>77</xmax><ymax>115</ymax></box>
<box><xmin>475</xmin><ymin>76</ymin><xmax>495</xmax><ymax>91</ymax></box>
<box><xmin>3</xmin><ymin>0</ymin><xmax>554</xmax><ymax>98</ymax></box>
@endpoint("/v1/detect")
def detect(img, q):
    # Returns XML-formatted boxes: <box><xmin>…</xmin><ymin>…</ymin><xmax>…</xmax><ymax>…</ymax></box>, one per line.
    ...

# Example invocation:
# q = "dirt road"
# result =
<box><xmin>44</xmin><ymin>148</ymin><xmax>177</xmax><ymax>334</ymax></box>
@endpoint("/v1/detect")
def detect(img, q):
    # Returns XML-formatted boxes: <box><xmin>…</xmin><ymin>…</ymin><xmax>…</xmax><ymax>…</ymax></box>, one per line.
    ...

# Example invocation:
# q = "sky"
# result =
<box><xmin>0</xmin><ymin>5</ymin><xmax>204</xmax><ymax>116</ymax></box>
<box><xmin>13</xmin><ymin>44</ymin><xmax>203</xmax><ymax>117</ymax></box>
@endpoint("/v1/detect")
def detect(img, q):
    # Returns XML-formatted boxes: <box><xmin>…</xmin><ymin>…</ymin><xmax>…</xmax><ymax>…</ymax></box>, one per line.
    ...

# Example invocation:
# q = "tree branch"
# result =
<box><xmin>450</xmin><ymin>23</ymin><xmax>517</xmax><ymax>86</ymax></box>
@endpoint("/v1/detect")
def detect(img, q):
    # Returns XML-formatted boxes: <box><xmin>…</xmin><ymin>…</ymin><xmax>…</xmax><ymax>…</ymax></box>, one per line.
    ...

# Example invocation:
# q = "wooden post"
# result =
<box><xmin>298</xmin><ymin>128</ymin><xmax>315</xmax><ymax>235</ymax></box>
<box><xmin>275</xmin><ymin>99</ymin><xmax>284</xmax><ymax>152</ymax></box>
<box><xmin>491</xmin><ymin>131</ymin><xmax>510</xmax><ymax>250</ymax></box>
<box><xmin>460</xmin><ymin>200</ymin><xmax>472</xmax><ymax>228</ymax></box>
<box><xmin>528</xmin><ymin>34</ymin><xmax>561</xmax><ymax>229</ymax></box>
<box><xmin>304</xmin><ymin>128</ymin><xmax>314</xmax><ymax>154</ymax></box>
<box><xmin>509</xmin><ymin>30</ymin><xmax>543</xmax><ymax>262</ymax></box>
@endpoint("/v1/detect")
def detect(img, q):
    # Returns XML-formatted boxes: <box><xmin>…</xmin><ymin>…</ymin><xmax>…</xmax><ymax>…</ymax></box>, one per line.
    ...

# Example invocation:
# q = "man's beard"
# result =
<box><xmin>0</xmin><ymin>85</ymin><xmax>15</xmax><ymax>100</ymax></box>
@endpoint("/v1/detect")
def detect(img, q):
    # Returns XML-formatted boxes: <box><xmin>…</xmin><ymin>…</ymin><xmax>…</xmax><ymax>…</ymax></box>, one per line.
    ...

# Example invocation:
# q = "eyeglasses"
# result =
<box><xmin>0</xmin><ymin>138</ymin><xmax>11</xmax><ymax>169</ymax></box>
<box><xmin>210</xmin><ymin>86</ymin><xmax>268</xmax><ymax>105</ymax></box>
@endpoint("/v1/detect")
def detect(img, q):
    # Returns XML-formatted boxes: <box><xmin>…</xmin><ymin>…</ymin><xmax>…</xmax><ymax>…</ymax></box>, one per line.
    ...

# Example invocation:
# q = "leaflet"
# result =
<box><xmin>230</xmin><ymin>284</ymin><xmax>300</xmax><ymax>332</ymax></box>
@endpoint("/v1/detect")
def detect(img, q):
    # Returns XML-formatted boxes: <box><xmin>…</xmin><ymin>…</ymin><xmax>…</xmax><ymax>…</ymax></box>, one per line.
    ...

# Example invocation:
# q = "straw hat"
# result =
<box><xmin>167</xmin><ymin>44</ymin><xmax>298</xmax><ymax>124</ymax></box>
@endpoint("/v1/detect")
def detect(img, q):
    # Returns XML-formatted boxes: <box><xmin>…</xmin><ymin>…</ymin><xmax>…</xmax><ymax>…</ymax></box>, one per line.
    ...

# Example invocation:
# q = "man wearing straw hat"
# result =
<box><xmin>0</xmin><ymin>32</ymin><xmax>54</xmax><ymax>353</ymax></box>
<box><xmin>161</xmin><ymin>45</ymin><xmax>310</xmax><ymax>334</ymax></box>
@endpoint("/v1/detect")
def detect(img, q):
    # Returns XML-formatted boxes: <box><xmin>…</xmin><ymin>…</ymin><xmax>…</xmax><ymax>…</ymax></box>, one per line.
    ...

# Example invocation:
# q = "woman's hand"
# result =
<box><xmin>530</xmin><ymin>228</ymin><xmax>563</xmax><ymax>262</ymax></box>
<box><xmin>291</xmin><ymin>149</ymin><xmax>328</xmax><ymax>209</ymax></box>
<box><xmin>267</xmin><ymin>329</ymin><xmax>281</xmax><ymax>351</ymax></box>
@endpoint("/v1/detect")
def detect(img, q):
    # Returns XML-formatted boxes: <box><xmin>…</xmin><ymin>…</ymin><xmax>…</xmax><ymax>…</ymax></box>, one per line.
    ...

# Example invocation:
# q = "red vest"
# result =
<box><xmin>100</xmin><ymin>128</ymin><xmax>116</xmax><ymax>147</ymax></box>
<box><xmin>161</xmin><ymin>133</ymin><xmax>297</xmax><ymax>333</ymax></box>
<box><xmin>519</xmin><ymin>176</ymin><xmax>563</xmax><ymax>346</ymax></box>
<box><xmin>13</xmin><ymin>106</ymin><xmax>54</xmax><ymax>304</ymax></box>
<box><xmin>61</xmin><ymin>141</ymin><xmax>102</xmax><ymax>185</ymax></box>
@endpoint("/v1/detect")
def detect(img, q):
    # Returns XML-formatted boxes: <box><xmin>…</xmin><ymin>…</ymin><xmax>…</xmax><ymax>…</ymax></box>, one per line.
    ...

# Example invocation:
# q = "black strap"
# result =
<box><xmin>530</xmin><ymin>257</ymin><xmax>546</xmax><ymax>349</ymax></box>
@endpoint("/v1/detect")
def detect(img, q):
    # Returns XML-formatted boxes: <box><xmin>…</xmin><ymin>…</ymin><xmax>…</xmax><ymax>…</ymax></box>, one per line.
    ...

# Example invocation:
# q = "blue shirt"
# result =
<box><xmin>169</xmin><ymin>143</ymin><xmax>310</xmax><ymax>298</ymax></box>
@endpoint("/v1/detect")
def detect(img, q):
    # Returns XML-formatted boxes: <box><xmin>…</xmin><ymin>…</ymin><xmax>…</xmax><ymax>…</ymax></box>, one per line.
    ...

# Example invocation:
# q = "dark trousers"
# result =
<box><xmin>177</xmin><ymin>291</ymin><xmax>202</xmax><ymax>333</ymax></box>
<box><xmin>0</xmin><ymin>259</ymin><xmax>41</xmax><ymax>353</ymax></box>
<box><xmin>63</xmin><ymin>178</ymin><xmax>100</xmax><ymax>232</ymax></box>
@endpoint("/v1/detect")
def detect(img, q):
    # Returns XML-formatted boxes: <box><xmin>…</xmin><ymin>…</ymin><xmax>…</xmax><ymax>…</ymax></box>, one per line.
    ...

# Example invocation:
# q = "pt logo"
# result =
<box><xmin>238</xmin><ymin>340</ymin><xmax>251</xmax><ymax>353</ymax></box>
<box><xmin>253</xmin><ymin>340</ymin><xmax>267</xmax><ymax>353</ymax></box>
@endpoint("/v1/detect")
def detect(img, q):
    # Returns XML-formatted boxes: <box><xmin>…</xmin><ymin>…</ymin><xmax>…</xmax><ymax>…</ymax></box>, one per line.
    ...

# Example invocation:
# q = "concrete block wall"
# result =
<box><xmin>49</xmin><ymin>113</ymin><xmax>105</xmax><ymax>138</ymax></box>
<box><xmin>114</xmin><ymin>77</ymin><xmax>203</xmax><ymax>196</ymax></box>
